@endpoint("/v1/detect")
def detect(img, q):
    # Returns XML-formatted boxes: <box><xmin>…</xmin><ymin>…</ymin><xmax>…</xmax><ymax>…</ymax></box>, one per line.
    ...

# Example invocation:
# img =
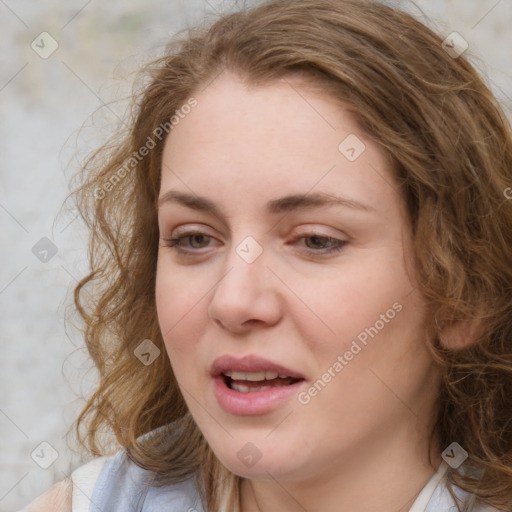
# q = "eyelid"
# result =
<box><xmin>161</xmin><ymin>226</ymin><xmax>348</xmax><ymax>258</ymax></box>
<box><xmin>170</xmin><ymin>223</ymin><xmax>217</xmax><ymax>237</ymax></box>
<box><xmin>289</xmin><ymin>224</ymin><xmax>348</xmax><ymax>240</ymax></box>
<box><xmin>167</xmin><ymin>224</ymin><xmax>346</xmax><ymax>242</ymax></box>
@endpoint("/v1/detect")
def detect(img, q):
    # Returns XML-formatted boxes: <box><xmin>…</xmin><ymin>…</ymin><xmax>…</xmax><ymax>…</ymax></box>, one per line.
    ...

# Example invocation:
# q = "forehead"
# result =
<box><xmin>159</xmin><ymin>72</ymin><xmax>398</xmax><ymax>219</ymax></box>
<box><xmin>165</xmin><ymin>72</ymin><xmax>355</xmax><ymax>150</ymax></box>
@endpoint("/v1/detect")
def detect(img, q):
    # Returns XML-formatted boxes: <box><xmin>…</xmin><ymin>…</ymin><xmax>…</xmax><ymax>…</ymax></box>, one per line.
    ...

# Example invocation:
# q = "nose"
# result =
<box><xmin>207</xmin><ymin>241</ymin><xmax>284</xmax><ymax>334</ymax></box>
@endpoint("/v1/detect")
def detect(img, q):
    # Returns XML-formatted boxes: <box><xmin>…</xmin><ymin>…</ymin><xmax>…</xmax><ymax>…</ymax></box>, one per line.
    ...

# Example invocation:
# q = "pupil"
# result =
<box><xmin>307</xmin><ymin>236</ymin><xmax>326</xmax><ymax>248</ymax></box>
<box><xmin>191</xmin><ymin>234</ymin><xmax>207</xmax><ymax>248</ymax></box>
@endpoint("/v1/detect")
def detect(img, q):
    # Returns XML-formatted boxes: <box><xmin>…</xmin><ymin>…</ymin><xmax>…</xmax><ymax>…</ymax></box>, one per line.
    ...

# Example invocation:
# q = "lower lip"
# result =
<box><xmin>213</xmin><ymin>376</ymin><xmax>305</xmax><ymax>415</ymax></box>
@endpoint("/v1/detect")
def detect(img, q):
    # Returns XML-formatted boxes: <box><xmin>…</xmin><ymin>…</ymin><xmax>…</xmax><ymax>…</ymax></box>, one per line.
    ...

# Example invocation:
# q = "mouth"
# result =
<box><xmin>222</xmin><ymin>370</ymin><xmax>302</xmax><ymax>393</ymax></box>
<box><xmin>210</xmin><ymin>355</ymin><xmax>306</xmax><ymax>415</ymax></box>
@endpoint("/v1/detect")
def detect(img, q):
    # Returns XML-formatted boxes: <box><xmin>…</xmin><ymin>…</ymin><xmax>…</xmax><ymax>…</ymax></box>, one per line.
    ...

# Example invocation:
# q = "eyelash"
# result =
<box><xmin>161</xmin><ymin>231</ymin><xmax>347</xmax><ymax>257</ymax></box>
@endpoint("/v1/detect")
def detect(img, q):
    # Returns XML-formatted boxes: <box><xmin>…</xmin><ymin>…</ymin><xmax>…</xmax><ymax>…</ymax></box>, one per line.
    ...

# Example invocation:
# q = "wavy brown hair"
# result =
<box><xmin>70</xmin><ymin>1</ymin><xmax>512</xmax><ymax>510</ymax></box>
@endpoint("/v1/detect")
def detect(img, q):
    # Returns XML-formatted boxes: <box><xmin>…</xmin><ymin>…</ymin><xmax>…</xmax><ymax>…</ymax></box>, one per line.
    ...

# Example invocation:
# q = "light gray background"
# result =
<box><xmin>1</xmin><ymin>1</ymin><xmax>511</xmax><ymax>510</ymax></box>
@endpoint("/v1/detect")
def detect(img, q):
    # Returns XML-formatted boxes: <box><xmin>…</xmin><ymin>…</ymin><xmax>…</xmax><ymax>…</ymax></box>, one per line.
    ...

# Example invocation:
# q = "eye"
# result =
<box><xmin>161</xmin><ymin>229</ymin><xmax>347</xmax><ymax>259</ymax></box>
<box><xmin>161</xmin><ymin>231</ymin><xmax>216</xmax><ymax>253</ymax></box>
<box><xmin>293</xmin><ymin>234</ymin><xmax>347</xmax><ymax>255</ymax></box>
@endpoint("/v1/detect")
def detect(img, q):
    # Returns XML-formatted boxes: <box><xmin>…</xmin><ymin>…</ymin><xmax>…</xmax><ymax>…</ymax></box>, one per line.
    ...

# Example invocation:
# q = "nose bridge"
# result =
<box><xmin>215</xmin><ymin>234</ymin><xmax>268</xmax><ymax>302</ymax></box>
<box><xmin>208</xmin><ymin>233</ymin><xmax>282</xmax><ymax>331</ymax></box>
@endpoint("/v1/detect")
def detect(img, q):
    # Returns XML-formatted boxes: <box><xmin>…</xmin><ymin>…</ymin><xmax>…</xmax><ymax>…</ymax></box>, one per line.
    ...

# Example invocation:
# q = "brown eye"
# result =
<box><xmin>162</xmin><ymin>231</ymin><xmax>217</xmax><ymax>254</ymax></box>
<box><xmin>188</xmin><ymin>233</ymin><xmax>211</xmax><ymax>248</ymax></box>
<box><xmin>304</xmin><ymin>235</ymin><xmax>331</xmax><ymax>249</ymax></box>
<box><xmin>293</xmin><ymin>234</ymin><xmax>347</xmax><ymax>256</ymax></box>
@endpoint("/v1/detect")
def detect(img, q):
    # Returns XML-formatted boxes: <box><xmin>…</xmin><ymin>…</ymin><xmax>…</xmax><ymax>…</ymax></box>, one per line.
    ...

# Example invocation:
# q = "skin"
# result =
<box><xmin>155</xmin><ymin>72</ymin><xmax>444</xmax><ymax>512</ymax></box>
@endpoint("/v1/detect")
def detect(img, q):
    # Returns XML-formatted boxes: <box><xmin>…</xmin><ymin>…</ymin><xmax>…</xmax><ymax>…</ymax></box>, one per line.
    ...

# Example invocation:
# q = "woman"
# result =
<box><xmin>22</xmin><ymin>0</ymin><xmax>512</xmax><ymax>510</ymax></box>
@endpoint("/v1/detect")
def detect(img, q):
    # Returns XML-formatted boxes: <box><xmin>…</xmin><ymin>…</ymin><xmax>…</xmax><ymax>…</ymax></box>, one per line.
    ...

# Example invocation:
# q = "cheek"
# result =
<box><xmin>292</xmin><ymin>254</ymin><xmax>416</xmax><ymax>358</ymax></box>
<box><xmin>155</xmin><ymin>264</ymin><xmax>206</xmax><ymax>360</ymax></box>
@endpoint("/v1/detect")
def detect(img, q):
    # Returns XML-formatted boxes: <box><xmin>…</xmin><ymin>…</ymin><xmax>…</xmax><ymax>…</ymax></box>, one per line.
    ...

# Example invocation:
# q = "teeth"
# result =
<box><xmin>223</xmin><ymin>370</ymin><xmax>281</xmax><ymax>381</ymax></box>
<box><xmin>231</xmin><ymin>382</ymin><xmax>274</xmax><ymax>393</ymax></box>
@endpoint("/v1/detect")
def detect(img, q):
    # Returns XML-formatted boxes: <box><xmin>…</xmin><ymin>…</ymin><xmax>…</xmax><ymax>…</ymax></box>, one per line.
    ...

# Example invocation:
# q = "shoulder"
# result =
<box><xmin>65</xmin><ymin>447</ymin><xmax>204</xmax><ymax>512</ymax></box>
<box><xmin>70</xmin><ymin>454</ymin><xmax>110</xmax><ymax>511</ymax></box>
<box><xmin>19</xmin><ymin>455</ymin><xmax>109</xmax><ymax>512</ymax></box>
<box><xmin>425</xmin><ymin>463</ymin><xmax>504</xmax><ymax>512</ymax></box>
<box><xmin>20</xmin><ymin>422</ymin><xmax>203</xmax><ymax>512</ymax></box>
<box><xmin>90</xmin><ymin>449</ymin><xmax>205</xmax><ymax>511</ymax></box>
<box><xmin>20</xmin><ymin>478</ymin><xmax>72</xmax><ymax>512</ymax></box>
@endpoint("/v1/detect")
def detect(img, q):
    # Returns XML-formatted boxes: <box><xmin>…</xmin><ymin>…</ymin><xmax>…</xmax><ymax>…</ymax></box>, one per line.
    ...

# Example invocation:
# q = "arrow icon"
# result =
<box><xmin>236</xmin><ymin>236</ymin><xmax>263</xmax><ymax>263</ymax></box>
<box><xmin>31</xmin><ymin>31</ymin><xmax>59</xmax><ymax>59</ymax></box>
<box><xmin>31</xmin><ymin>441</ymin><xmax>59</xmax><ymax>468</ymax></box>
<box><xmin>339</xmin><ymin>134</ymin><xmax>366</xmax><ymax>161</ymax></box>
<box><xmin>32</xmin><ymin>237</ymin><xmax>58</xmax><ymax>262</ymax></box>
<box><xmin>135</xmin><ymin>339</ymin><xmax>160</xmax><ymax>365</ymax></box>
<box><xmin>441</xmin><ymin>32</ymin><xmax>468</xmax><ymax>59</ymax></box>
<box><xmin>441</xmin><ymin>441</ymin><xmax>468</xmax><ymax>468</ymax></box>
<box><xmin>237</xmin><ymin>441</ymin><xmax>262</xmax><ymax>467</ymax></box>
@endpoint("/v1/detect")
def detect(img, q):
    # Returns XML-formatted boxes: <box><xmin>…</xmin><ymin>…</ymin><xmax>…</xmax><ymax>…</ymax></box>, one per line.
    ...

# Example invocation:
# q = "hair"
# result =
<box><xmin>70</xmin><ymin>0</ymin><xmax>512</xmax><ymax>510</ymax></box>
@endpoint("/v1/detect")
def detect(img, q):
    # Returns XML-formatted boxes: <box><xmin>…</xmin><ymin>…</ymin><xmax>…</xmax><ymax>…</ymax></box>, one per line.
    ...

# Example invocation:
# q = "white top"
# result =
<box><xmin>65</xmin><ymin>450</ymin><xmax>500</xmax><ymax>512</ymax></box>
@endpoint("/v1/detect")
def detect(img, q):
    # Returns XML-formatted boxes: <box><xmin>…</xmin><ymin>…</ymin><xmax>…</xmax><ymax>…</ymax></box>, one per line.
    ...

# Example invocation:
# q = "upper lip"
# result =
<box><xmin>210</xmin><ymin>354</ymin><xmax>305</xmax><ymax>379</ymax></box>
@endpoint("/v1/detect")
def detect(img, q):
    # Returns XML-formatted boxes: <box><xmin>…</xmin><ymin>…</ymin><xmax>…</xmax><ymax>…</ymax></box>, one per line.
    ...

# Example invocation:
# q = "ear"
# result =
<box><xmin>438</xmin><ymin>316</ymin><xmax>485</xmax><ymax>350</ymax></box>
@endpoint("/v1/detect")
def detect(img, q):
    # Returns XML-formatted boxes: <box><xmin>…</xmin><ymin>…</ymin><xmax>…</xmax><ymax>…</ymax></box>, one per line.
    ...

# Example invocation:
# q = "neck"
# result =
<box><xmin>240</xmin><ymin>424</ymin><xmax>442</xmax><ymax>512</ymax></box>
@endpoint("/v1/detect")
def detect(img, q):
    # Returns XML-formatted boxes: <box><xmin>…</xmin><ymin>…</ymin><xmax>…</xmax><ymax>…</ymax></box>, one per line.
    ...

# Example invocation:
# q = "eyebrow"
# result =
<box><xmin>157</xmin><ymin>190</ymin><xmax>376</xmax><ymax>217</ymax></box>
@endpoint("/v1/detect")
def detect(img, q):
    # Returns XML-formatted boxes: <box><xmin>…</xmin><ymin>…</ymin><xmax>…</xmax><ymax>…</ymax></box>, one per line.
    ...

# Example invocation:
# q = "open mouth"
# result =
<box><xmin>212</xmin><ymin>357</ymin><xmax>306</xmax><ymax>414</ymax></box>
<box><xmin>223</xmin><ymin>370</ymin><xmax>302</xmax><ymax>393</ymax></box>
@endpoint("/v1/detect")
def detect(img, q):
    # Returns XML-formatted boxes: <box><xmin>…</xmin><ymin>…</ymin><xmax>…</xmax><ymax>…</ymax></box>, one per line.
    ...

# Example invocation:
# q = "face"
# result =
<box><xmin>155</xmin><ymin>72</ymin><xmax>440</xmax><ymax>484</ymax></box>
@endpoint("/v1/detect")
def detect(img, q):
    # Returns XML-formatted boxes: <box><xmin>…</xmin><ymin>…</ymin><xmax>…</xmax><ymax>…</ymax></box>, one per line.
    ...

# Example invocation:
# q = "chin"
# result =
<box><xmin>210</xmin><ymin>440</ymin><xmax>306</xmax><ymax>481</ymax></box>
